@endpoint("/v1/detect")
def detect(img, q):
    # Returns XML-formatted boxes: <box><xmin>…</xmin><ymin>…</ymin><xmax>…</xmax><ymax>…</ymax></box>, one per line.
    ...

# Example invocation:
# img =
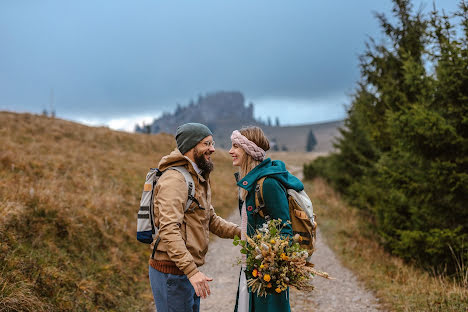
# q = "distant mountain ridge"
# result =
<box><xmin>136</xmin><ymin>91</ymin><xmax>343</xmax><ymax>153</ymax></box>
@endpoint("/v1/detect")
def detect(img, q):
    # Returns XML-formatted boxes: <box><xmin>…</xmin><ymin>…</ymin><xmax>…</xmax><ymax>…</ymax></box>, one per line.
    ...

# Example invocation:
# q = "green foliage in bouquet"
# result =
<box><xmin>233</xmin><ymin>219</ymin><xmax>330</xmax><ymax>297</ymax></box>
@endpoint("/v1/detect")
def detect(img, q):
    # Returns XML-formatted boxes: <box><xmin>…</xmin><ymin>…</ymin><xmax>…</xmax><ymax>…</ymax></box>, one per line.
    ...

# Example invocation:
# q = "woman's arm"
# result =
<box><xmin>262</xmin><ymin>177</ymin><xmax>293</xmax><ymax>236</ymax></box>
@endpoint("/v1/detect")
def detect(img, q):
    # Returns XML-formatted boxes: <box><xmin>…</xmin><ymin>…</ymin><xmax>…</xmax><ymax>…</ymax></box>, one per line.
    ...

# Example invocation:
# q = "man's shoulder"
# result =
<box><xmin>158</xmin><ymin>167</ymin><xmax>188</xmax><ymax>185</ymax></box>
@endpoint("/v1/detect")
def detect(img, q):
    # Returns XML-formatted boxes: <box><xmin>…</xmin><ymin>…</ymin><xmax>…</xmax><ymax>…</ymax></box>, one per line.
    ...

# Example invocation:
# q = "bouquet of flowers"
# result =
<box><xmin>233</xmin><ymin>218</ymin><xmax>330</xmax><ymax>297</ymax></box>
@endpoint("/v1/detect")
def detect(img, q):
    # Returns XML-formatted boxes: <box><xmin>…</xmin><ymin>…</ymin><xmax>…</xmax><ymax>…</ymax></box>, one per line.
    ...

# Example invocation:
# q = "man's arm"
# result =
<box><xmin>208</xmin><ymin>205</ymin><xmax>241</xmax><ymax>238</ymax></box>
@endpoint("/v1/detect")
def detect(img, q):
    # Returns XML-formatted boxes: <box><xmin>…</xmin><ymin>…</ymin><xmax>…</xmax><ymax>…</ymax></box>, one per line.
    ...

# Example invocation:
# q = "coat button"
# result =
<box><xmin>242</xmin><ymin>181</ymin><xmax>248</xmax><ymax>185</ymax></box>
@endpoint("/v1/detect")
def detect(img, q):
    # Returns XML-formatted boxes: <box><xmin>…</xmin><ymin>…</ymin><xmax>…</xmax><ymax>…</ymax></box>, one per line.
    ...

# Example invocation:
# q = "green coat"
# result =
<box><xmin>234</xmin><ymin>158</ymin><xmax>304</xmax><ymax>312</ymax></box>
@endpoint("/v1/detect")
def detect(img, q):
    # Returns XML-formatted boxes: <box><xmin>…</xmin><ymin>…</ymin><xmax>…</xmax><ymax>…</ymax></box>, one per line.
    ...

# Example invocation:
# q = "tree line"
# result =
<box><xmin>304</xmin><ymin>0</ymin><xmax>467</xmax><ymax>276</ymax></box>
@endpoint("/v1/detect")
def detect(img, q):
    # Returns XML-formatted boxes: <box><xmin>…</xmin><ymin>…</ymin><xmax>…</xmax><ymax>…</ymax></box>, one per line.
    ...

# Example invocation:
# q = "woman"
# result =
<box><xmin>229</xmin><ymin>126</ymin><xmax>304</xmax><ymax>312</ymax></box>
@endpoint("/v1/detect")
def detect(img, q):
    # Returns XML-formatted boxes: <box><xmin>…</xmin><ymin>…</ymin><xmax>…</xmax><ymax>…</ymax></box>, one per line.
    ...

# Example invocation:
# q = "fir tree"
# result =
<box><xmin>306</xmin><ymin>130</ymin><xmax>317</xmax><ymax>152</ymax></box>
<box><xmin>304</xmin><ymin>0</ymin><xmax>468</xmax><ymax>274</ymax></box>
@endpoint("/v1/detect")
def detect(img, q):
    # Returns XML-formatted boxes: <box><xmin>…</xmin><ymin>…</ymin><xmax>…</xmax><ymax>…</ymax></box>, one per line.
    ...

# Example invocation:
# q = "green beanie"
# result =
<box><xmin>175</xmin><ymin>123</ymin><xmax>213</xmax><ymax>155</ymax></box>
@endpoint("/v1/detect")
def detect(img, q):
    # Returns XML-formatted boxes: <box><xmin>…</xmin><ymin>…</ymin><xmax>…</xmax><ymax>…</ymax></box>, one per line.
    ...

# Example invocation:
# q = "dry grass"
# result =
<box><xmin>267</xmin><ymin>151</ymin><xmax>326</xmax><ymax>168</ymax></box>
<box><xmin>308</xmin><ymin>177</ymin><xmax>468</xmax><ymax>312</ymax></box>
<box><xmin>0</xmin><ymin>112</ymin><xmax>238</xmax><ymax>311</ymax></box>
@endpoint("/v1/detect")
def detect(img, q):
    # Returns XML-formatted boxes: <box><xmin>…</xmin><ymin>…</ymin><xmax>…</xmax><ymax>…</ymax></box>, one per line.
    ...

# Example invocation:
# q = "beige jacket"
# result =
<box><xmin>149</xmin><ymin>149</ymin><xmax>241</xmax><ymax>278</ymax></box>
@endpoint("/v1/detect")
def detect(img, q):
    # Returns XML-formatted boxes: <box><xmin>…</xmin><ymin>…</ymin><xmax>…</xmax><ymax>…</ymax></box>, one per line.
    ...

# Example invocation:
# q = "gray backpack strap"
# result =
<box><xmin>169</xmin><ymin>166</ymin><xmax>199</xmax><ymax>212</ymax></box>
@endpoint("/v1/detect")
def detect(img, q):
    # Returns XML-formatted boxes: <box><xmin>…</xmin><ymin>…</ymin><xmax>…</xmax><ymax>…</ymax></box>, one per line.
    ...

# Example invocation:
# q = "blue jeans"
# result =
<box><xmin>149</xmin><ymin>265</ymin><xmax>200</xmax><ymax>312</ymax></box>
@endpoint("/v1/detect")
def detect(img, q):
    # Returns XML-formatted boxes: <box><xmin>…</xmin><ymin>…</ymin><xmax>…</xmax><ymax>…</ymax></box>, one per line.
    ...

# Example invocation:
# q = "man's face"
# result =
<box><xmin>193</xmin><ymin>135</ymin><xmax>215</xmax><ymax>176</ymax></box>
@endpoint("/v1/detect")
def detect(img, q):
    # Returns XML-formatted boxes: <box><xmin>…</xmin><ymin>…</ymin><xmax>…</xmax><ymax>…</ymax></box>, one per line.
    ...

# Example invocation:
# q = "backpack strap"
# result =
<box><xmin>254</xmin><ymin>177</ymin><xmax>267</xmax><ymax>218</ymax></box>
<box><xmin>169</xmin><ymin>166</ymin><xmax>203</xmax><ymax>212</ymax></box>
<box><xmin>151</xmin><ymin>165</ymin><xmax>201</xmax><ymax>259</ymax></box>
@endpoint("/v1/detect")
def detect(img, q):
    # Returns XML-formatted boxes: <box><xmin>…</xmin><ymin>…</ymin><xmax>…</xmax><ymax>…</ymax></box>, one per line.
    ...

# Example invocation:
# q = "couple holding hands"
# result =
<box><xmin>148</xmin><ymin>123</ymin><xmax>304</xmax><ymax>312</ymax></box>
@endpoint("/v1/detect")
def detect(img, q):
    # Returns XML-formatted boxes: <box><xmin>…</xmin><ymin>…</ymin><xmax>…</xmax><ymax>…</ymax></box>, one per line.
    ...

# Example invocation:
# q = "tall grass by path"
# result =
<box><xmin>0</xmin><ymin>112</ymin><xmax>238</xmax><ymax>311</ymax></box>
<box><xmin>308</xmin><ymin>177</ymin><xmax>468</xmax><ymax>312</ymax></box>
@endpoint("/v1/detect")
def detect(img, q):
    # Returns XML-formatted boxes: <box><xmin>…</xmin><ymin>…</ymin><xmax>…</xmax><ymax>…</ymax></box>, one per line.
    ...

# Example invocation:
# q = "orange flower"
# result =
<box><xmin>252</xmin><ymin>269</ymin><xmax>258</xmax><ymax>277</ymax></box>
<box><xmin>263</xmin><ymin>274</ymin><xmax>271</xmax><ymax>282</ymax></box>
<box><xmin>270</xmin><ymin>239</ymin><xmax>276</xmax><ymax>244</ymax></box>
<box><xmin>275</xmin><ymin>287</ymin><xmax>282</xmax><ymax>293</ymax></box>
<box><xmin>267</xmin><ymin>283</ymin><xmax>272</xmax><ymax>288</ymax></box>
<box><xmin>280</xmin><ymin>253</ymin><xmax>289</xmax><ymax>261</ymax></box>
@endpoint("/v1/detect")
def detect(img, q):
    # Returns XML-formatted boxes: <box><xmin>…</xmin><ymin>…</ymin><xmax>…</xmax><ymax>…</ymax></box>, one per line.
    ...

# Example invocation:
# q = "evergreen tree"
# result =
<box><xmin>305</xmin><ymin>0</ymin><xmax>468</xmax><ymax>274</ymax></box>
<box><xmin>306</xmin><ymin>130</ymin><xmax>317</xmax><ymax>151</ymax></box>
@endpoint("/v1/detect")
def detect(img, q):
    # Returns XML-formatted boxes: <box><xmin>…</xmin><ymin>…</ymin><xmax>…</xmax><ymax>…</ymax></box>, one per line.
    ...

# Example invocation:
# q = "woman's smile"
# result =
<box><xmin>229</xmin><ymin>143</ymin><xmax>245</xmax><ymax>166</ymax></box>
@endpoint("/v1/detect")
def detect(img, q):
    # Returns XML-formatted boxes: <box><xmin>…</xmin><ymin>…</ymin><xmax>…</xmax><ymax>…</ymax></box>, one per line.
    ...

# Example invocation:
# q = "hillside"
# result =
<box><xmin>260</xmin><ymin>120</ymin><xmax>343</xmax><ymax>153</ymax></box>
<box><xmin>0</xmin><ymin>112</ymin><xmax>239</xmax><ymax>311</ymax></box>
<box><xmin>135</xmin><ymin>91</ymin><xmax>343</xmax><ymax>153</ymax></box>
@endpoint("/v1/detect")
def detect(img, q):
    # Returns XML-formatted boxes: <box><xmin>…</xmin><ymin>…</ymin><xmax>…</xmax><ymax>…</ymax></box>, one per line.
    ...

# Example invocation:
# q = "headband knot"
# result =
<box><xmin>231</xmin><ymin>130</ymin><xmax>265</xmax><ymax>161</ymax></box>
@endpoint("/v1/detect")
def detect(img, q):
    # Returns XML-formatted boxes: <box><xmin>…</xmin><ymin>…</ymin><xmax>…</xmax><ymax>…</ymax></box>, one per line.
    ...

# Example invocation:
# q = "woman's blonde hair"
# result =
<box><xmin>237</xmin><ymin>126</ymin><xmax>270</xmax><ymax>200</ymax></box>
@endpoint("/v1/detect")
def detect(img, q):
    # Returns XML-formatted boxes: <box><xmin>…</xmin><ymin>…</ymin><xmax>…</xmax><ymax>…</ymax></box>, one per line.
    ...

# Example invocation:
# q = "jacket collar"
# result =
<box><xmin>158</xmin><ymin>148</ymin><xmax>206</xmax><ymax>182</ymax></box>
<box><xmin>236</xmin><ymin>158</ymin><xmax>287</xmax><ymax>192</ymax></box>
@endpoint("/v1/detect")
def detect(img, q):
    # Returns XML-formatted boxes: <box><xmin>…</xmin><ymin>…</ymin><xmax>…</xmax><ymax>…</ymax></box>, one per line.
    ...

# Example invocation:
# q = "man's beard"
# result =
<box><xmin>194</xmin><ymin>147</ymin><xmax>214</xmax><ymax>177</ymax></box>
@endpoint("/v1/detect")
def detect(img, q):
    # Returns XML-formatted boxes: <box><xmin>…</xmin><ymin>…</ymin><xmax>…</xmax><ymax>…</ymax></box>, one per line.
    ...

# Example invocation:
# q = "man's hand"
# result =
<box><xmin>189</xmin><ymin>271</ymin><xmax>213</xmax><ymax>299</ymax></box>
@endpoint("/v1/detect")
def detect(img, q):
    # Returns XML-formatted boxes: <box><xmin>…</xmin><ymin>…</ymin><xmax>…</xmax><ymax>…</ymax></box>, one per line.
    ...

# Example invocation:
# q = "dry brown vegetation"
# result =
<box><xmin>308</xmin><ymin>177</ymin><xmax>468</xmax><ymax>312</ymax></box>
<box><xmin>0</xmin><ymin>112</ymin><xmax>238</xmax><ymax>311</ymax></box>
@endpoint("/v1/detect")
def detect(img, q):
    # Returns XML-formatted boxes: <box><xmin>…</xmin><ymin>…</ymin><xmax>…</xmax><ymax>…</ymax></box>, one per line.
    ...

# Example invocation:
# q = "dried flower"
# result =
<box><xmin>252</xmin><ymin>269</ymin><xmax>258</xmax><ymax>277</ymax></box>
<box><xmin>234</xmin><ymin>218</ymin><xmax>331</xmax><ymax>297</ymax></box>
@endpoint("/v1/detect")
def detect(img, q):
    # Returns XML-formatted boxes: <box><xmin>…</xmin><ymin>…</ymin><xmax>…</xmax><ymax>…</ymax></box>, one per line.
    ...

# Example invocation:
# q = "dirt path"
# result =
<box><xmin>200</xmin><ymin>166</ymin><xmax>383</xmax><ymax>312</ymax></box>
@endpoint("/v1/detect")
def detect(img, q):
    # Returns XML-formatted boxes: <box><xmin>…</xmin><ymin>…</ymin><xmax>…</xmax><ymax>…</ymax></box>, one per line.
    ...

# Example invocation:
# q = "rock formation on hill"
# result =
<box><xmin>135</xmin><ymin>91</ymin><xmax>258</xmax><ymax>135</ymax></box>
<box><xmin>135</xmin><ymin>91</ymin><xmax>343</xmax><ymax>153</ymax></box>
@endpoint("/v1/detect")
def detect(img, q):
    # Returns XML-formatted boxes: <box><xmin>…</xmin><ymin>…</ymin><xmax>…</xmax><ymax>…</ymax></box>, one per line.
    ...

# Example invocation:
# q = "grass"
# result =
<box><xmin>0</xmin><ymin>112</ymin><xmax>238</xmax><ymax>311</ymax></box>
<box><xmin>307</xmin><ymin>177</ymin><xmax>468</xmax><ymax>312</ymax></box>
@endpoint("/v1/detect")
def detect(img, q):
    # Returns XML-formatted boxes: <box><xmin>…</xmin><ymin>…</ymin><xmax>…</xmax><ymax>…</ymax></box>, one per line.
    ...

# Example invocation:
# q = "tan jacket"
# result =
<box><xmin>149</xmin><ymin>149</ymin><xmax>241</xmax><ymax>278</ymax></box>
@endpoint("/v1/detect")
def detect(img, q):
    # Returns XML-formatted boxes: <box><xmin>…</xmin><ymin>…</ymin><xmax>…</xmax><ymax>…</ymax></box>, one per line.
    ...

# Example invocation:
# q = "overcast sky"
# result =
<box><xmin>0</xmin><ymin>0</ymin><xmax>460</xmax><ymax>131</ymax></box>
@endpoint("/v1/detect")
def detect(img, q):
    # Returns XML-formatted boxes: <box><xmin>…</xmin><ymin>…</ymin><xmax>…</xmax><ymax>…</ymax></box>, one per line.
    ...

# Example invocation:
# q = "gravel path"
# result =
<box><xmin>200</xmin><ymin>167</ymin><xmax>383</xmax><ymax>312</ymax></box>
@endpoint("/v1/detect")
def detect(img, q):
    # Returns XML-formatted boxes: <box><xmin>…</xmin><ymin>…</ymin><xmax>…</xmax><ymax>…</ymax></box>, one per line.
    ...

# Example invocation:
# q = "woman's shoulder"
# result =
<box><xmin>261</xmin><ymin>176</ymin><xmax>286</xmax><ymax>194</ymax></box>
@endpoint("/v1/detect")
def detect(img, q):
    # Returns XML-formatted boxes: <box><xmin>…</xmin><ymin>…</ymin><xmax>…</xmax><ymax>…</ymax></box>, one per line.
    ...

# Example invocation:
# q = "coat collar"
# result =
<box><xmin>236</xmin><ymin>158</ymin><xmax>287</xmax><ymax>192</ymax></box>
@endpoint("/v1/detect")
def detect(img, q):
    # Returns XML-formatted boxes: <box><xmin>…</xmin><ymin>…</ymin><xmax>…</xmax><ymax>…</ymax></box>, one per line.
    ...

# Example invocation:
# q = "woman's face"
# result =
<box><xmin>229</xmin><ymin>143</ymin><xmax>246</xmax><ymax>167</ymax></box>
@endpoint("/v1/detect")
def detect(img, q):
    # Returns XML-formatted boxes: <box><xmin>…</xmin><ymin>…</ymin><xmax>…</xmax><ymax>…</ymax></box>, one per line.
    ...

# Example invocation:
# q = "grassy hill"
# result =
<box><xmin>0</xmin><ymin>112</ymin><xmax>239</xmax><ymax>311</ymax></box>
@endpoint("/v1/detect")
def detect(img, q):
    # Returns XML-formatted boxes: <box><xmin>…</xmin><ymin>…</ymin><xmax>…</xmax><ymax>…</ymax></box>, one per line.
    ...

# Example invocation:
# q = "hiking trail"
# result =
<box><xmin>200</xmin><ymin>166</ymin><xmax>383</xmax><ymax>312</ymax></box>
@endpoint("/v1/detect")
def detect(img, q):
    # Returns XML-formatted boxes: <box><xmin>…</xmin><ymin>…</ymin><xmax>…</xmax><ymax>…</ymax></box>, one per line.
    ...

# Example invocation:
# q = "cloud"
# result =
<box><xmin>76</xmin><ymin>113</ymin><xmax>159</xmax><ymax>132</ymax></box>
<box><xmin>251</xmin><ymin>94</ymin><xmax>348</xmax><ymax>125</ymax></box>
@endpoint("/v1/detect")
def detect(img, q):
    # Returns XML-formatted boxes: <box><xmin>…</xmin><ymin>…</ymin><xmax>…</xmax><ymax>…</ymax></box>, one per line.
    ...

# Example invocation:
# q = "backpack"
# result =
<box><xmin>254</xmin><ymin>176</ymin><xmax>317</xmax><ymax>261</ymax></box>
<box><xmin>137</xmin><ymin>166</ymin><xmax>200</xmax><ymax>250</ymax></box>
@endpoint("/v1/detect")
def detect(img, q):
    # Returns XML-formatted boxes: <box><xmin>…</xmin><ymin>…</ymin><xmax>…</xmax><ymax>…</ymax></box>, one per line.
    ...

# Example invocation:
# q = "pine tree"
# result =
<box><xmin>306</xmin><ymin>130</ymin><xmax>317</xmax><ymax>152</ymax></box>
<box><xmin>305</xmin><ymin>0</ymin><xmax>468</xmax><ymax>273</ymax></box>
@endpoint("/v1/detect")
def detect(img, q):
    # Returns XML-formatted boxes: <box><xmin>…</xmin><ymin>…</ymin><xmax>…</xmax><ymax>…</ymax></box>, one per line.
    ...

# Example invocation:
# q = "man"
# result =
<box><xmin>149</xmin><ymin>123</ymin><xmax>241</xmax><ymax>312</ymax></box>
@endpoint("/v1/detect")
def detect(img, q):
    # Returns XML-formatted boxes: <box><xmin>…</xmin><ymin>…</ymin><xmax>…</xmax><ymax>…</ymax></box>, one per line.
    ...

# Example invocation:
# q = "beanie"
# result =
<box><xmin>175</xmin><ymin>123</ymin><xmax>213</xmax><ymax>155</ymax></box>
